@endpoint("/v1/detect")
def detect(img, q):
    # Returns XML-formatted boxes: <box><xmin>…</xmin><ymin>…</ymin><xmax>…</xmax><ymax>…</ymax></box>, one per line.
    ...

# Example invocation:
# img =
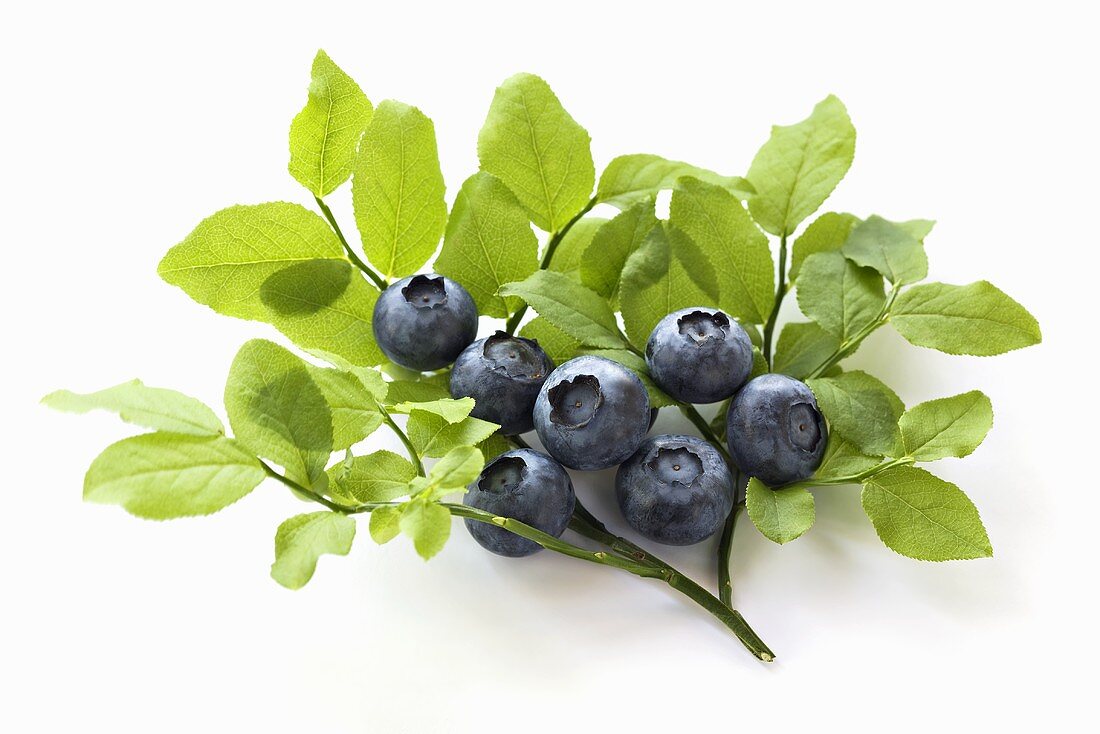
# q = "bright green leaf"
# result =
<box><xmin>899</xmin><ymin>391</ymin><xmax>994</xmax><ymax>461</ymax></box>
<box><xmin>271</xmin><ymin>511</ymin><xmax>356</xmax><ymax>590</ymax></box>
<box><xmin>620</xmin><ymin>222</ymin><xmax>720</xmax><ymax>348</ymax></box>
<box><xmin>383</xmin><ymin>378</ymin><xmax>451</xmax><ymax>404</ymax></box>
<box><xmin>224</xmin><ymin>340</ymin><xmax>333</xmax><ymax>488</ymax></box>
<box><xmin>746</xmin><ymin>478</ymin><xmax>815</xmax><ymax>543</ymax></box>
<box><xmin>790</xmin><ymin>211</ymin><xmax>860</xmax><ymax>282</ymax></box>
<box><xmin>596</xmin><ymin>153</ymin><xmax>754</xmax><ymax>209</ymax></box>
<box><xmin>288</xmin><ymin>50</ymin><xmax>373</xmax><ymax>197</ymax></box>
<box><xmin>84</xmin><ymin>433</ymin><xmax>265</xmax><ymax>519</ymax></box>
<box><xmin>305</xmin><ymin>366</ymin><xmax>383</xmax><ymax>450</ymax></box>
<box><xmin>861</xmin><ymin>465</ymin><xmax>992</xmax><ymax>561</ymax></box>
<box><xmin>435</xmin><ymin>172</ymin><xmax>540</xmax><ymax>318</ymax></box>
<box><xmin>550</xmin><ymin>217</ymin><xmax>606</xmax><ymax>279</ymax></box>
<box><xmin>842</xmin><ymin>215</ymin><xmax>927</xmax><ymax>285</ymax></box>
<box><xmin>808</xmin><ymin>370</ymin><xmax>904</xmax><ymax>456</ymax></box>
<box><xmin>399</xmin><ymin>499</ymin><xmax>452</xmax><ymax>560</ymax></box>
<box><xmin>369</xmin><ymin>505</ymin><xmax>403</xmax><ymax>544</ymax></box>
<box><xmin>328</xmin><ymin>450</ymin><xmax>418</xmax><ymax>503</ymax></box>
<box><xmin>747</xmin><ymin>95</ymin><xmax>856</xmax><ymax>236</ymax></box>
<box><xmin>389</xmin><ymin>397</ymin><xmax>475</xmax><ymax>424</ymax></box>
<box><xmin>812</xmin><ymin>436</ymin><xmax>882</xmax><ymax>482</ymax></box>
<box><xmin>796</xmin><ymin>251</ymin><xmax>885</xmax><ymax>341</ymax></box>
<box><xmin>891</xmin><ymin>281</ymin><xmax>1042</xmax><ymax>356</ymax></box>
<box><xmin>42</xmin><ymin>379</ymin><xmax>223</xmax><ymax>437</ymax></box>
<box><xmin>499</xmin><ymin>270</ymin><xmax>625</xmax><ymax>348</ymax></box>
<box><xmin>477</xmin><ymin>433</ymin><xmax>516</xmax><ymax>461</ymax></box>
<box><xmin>670</xmin><ymin>177</ymin><xmax>775</xmax><ymax>323</ymax></box>
<box><xmin>407</xmin><ymin>413</ymin><xmax>499</xmax><ymax>458</ymax></box>
<box><xmin>518</xmin><ymin>316</ymin><xmax>581</xmax><ymax>366</ymax></box>
<box><xmin>579</xmin><ymin>198</ymin><xmax>658</xmax><ymax>306</ymax></box>
<box><xmin>773</xmin><ymin>322</ymin><xmax>840</xmax><ymax>380</ymax></box>
<box><xmin>749</xmin><ymin>346</ymin><xmax>769</xmax><ymax>380</ymax></box>
<box><xmin>427</xmin><ymin>445</ymin><xmax>484</xmax><ymax>492</ymax></box>
<box><xmin>898</xmin><ymin>219</ymin><xmax>935</xmax><ymax>241</ymax></box>
<box><xmin>353</xmin><ymin>100</ymin><xmax>447</xmax><ymax>278</ymax></box>
<box><xmin>478</xmin><ymin>73</ymin><xmax>594</xmax><ymax>232</ymax></box>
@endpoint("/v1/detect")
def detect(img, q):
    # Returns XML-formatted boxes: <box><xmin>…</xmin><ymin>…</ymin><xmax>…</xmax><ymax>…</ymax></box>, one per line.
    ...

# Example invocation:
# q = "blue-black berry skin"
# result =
<box><xmin>372</xmin><ymin>274</ymin><xmax>478</xmax><ymax>371</ymax></box>
<box><xmin>449</xmin><ymin>332</ymin><xmax>554</xmax><ymax>435</ymax></box>
<box><xmin>726</xmin><ymin>374</ymin><xmax>827</xmax><ymax>487</ymax></box>
<box><xmin>645</xmin><ymin>307</ymin><xmax>753</xmax><ymax>404</ymax></box>
<box><xmin>615</xmin><ymin>434</ymin><xmax>734</xmax><ymax>545</ymax></box>
<box><xmin>532</xmin><ymin>356</ymin><xmax>650</xmax><ymax>470</ymax></box>
<box><xmin>463</xmin><ymin>449</ymin><xmax>576</xmax><ymax>557</ymax></box>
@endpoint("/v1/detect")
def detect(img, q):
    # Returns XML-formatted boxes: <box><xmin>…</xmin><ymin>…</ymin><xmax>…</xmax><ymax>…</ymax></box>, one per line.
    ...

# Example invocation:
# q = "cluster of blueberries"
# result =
<box><xmin>374</xmin><ymin>273</ymin><xmax>828</xmax><ymax>557</ymax></box>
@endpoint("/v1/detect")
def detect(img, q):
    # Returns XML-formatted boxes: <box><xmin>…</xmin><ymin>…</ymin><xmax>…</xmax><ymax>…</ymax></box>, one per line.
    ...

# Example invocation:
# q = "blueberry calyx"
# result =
<box><xmin>401</xmin><ymin>274</ymin><xmax>449</xmax><ymax>309</ymax></box>
<box><xmin>548</xmin><ymin>374</ymin><xmax>603</xmax><ymax>428</ymax></box>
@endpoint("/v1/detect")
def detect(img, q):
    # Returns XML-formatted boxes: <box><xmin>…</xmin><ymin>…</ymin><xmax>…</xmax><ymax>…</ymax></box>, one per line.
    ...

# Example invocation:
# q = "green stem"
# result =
<box><xmin>717</xmin><ymin>494</ymin><xmax>742</xmax><ymax>607</ymax></box>
<box><xmin>805</xmin><ymin>285</ymin><xmax>901</xmax><ymax>380</ymax></box>
<box><xmin>505</xmin><ymin>196</ymin><xmax>597</xmax><ymax>335</ymax></box>
<box><xmin>810</xmin><ymin>456</ymin><xmax>915</xmax><ymax>486</ymax></box>
<box><xmin>761</xmin><ymin>233</ymin><xmax>788</xmax><ymax>366</ymax></box>
<box><xmin>679</xmin><ymin>404</ymin><xmax>732</xmax><ymax>464</ymax></box>
<box><xmin>380</xmin><ymin>407</ymin><xmax>425</xmax><ymax>476</ymax></box>
<box><xmin>314</xmin><ymin>195</ymin><xmax>388</xmax><ymax>290</ymax></box>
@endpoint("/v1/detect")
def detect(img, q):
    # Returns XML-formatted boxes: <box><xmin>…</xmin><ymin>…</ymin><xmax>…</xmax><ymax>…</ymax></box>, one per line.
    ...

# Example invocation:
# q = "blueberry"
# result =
<box><xmin>615</xmin><ymin>434</ymin><xmax>734</xmax><ymax>545</ymax></box>
<box><xmin>726</xmin><ymin>374</ymin><xmax>827</xmax><ymax>486</ymax></box>
<box><xmin>450</xmin><ymin>332</ymin><xmax>554</xmax><ymax>435</ymax></box>
<box><xmin>645</xmin><ymin>307</ymin><xmax>753</xmax><ymax>404</ymax></box>
<box><xmin>533</xmin><ymin>356</ymin><xmax>650</xmax><ymax>470</ymax></box>
<box><xmin>372</xmin><ymin>274</ymin><xmax>478</xmax><ymax>370</ymax></box>
<box><xmin>463</xmin><ymin>449</ymin><xmax>576</xmax><ymax>557</ymax></box>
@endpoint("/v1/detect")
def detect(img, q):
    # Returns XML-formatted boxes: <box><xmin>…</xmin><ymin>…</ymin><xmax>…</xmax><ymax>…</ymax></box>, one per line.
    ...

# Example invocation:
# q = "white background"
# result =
<box><xmin>2</xmin><ymin>1</ymin><xmax>1095</xmax><ymax>731</ymax></box>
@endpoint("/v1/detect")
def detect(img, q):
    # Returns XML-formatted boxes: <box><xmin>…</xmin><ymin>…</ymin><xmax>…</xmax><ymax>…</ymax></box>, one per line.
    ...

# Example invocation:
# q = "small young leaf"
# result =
<box><xmin>478</xmin><ymin>73</ymin><xmax>594</xmax><ymax>232</ymax></box>
<box><xmin>891</xmin><ymin>281</ymin><xmax>1042</xmax><ymax>356</ymax></box>
<box><xmin>861</xmin><ymin>465</ymin><xmax>992</xmax><ymax>561</ymax></box>
<box><xmin>399</xmin><ymin>499</ymin><xmax>452</xmax><ymax>560</ymax></box>
<box><xmin>772</xmin><ymin>322</ymin><xmax>840</xmax><ymax>380</ymax></box>
<box><xmin>746</xmin><ymin>95</ymin><xmax>856</xmax><ymax>237</ymax></box>
<box><xmin>549</xmin><ymin>217</ymin><xmax>606</xmax><ymax>280</ymax></box>
<box><xmin>670</xmin><ymin>177</ymin><xmax>775</xmax><ymax>323</ymax></box>
<box><xmin>353</xmin><ymin>100</ymin><xmax>447</xmax><ymax>278</ymax></box>
<box><xmin>328</xmin><ymin>450</ymin><xmax>418</xmax><ymax>503</ymax></box>
<box><xmin>518</xmin><ymin>316</ymin><xmax>582</xmax><ymax>366</ymax></box>
<box><xmin>84</xmin><ymin>433</ymin><xmax>265</xmax><ymax>519</ymax></box>
<box><xmin>271</xmin><ymin>511</ymin><xmax>356</xmax><ymax>590</ymax></box>
<box><xmin>811</xmin><ymin>436</ymin><xmax>882</xmax><ymax>482</ymax></box>
<box><xmin>407</xmin><ymin>413</ymin><xmax>499</xmax><ymax>458</ymax></box>
<box><xmin>746</xmin><ymin>478</ymin><xmax>815</xmax><ymax>544</ymax></box>
<box><xmin>499</xmin><ymin>270</ymin><xmax>625</xmax><ymax>348</ymax></box>
<box><xmin>369</xmin><ymin>505</ymin><xmax>403</xmax><ymax>544</ymax></box>
<box><xmin>796</xmin><ymin>251</ymin><xmax>885</xmax><ymax>341</ymax></box>
<box><xmin>842</xmin><ymin>215</ymin><xmax>927</xmax><ymax>285</ymax></box>
<box><xmin>224</xmin><ymin>340</ymin><xmax>333</xmax><ymax>488</ymax></box>
<box><xmin>435</xmin><ymin>172</ymin><xmax>540</xmax><ymax>318</ymax></box>
<box><xmin>288</xmin><ymin>50</ymin><xmax>373</xmax><ymax>197</ymax></box>
<box><xmin>898</xmin><ymin>391</ymin><xmax>994</xmax><ymax>461</ymax></box>
<box><xmin>305</xmin><ymin>366</ymin><xmax>383</xmax><ymax>451</ymax></box>
<box><xmin>42</xmin><ymin>380</ymin><xmax>223</xmax><ymax>437</ymax></box>
<box><xmin>789</xmin><ymin>211</ymin><xmax>860</xmax><ymax>282</ymax></box>
<box><xmin>808</xmin><ymin>370</ymin><xmax>904</xmax><ymax>456</ymax></box>
<box><xmin>426</xmin><ymin>445</ymin><xmax>484</xmax><ymax>493</ymax></box>
<box><xmin>389</xmin><ymin>397</ymin><xmax>475</xmax><ymax>424</ymax></box>
<box><xmin>596</xmin><ymin>153</ymin><xmax>753</xmax><ymax>209</ymax></box>
<box><xmin>579</xmin><ymin>199</ymin><xmax>659</xmax><ymax>306</ymax></box>
<box><xmin>583</xmin><ymin>348</ymin><xmax>677</xmax><ymax>408</ymax></box>
<box><xmin>619</xmin><ymin>222</ymin><xmax>720</xmax><ymax>348</ymax></box>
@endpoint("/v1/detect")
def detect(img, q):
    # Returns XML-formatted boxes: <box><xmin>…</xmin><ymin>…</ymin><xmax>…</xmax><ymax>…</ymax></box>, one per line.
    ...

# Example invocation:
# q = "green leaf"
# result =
<box><xmin>747</xmin><ymin>95</ymin><xmax>856</xmax><ymax>237</ymax></box>
<box><xmin>749</xmin><ymin>346</ymin><xmax>769</xmax><ymax>380</ymax></box>
<box><xmin>353</xmin><ymin>100</ymin><xmax>447</xmax><ymax>278</ymax></box>
<box><xmin>789</xmin><ymin>211</ymin><xmax>860</xmax><ymax>282</ymax></box>
<box><xmin>435</xmin><ymin>172</ymin><xmax>540</xmax><ymax>318</ymax></box>
<box><xmin>477</xmin><ymin>433</ymin><xmax>516</xmax><ymax>462</ymax></box>
<box><xmin>305</xmin><ymin>366</ymin><xmax>383</xmax><ymax>451</ymax></box>
<box><xmin>596</xmin><ymin>153</ymin><xmax>754</xmax><ymax>209</ymax></box>
<box><xmin>271</xmin><ymin>511</ymin><xmax>356</xmax><ymax>590</ymax></box>
<box><xmin>383</xmin><ymin>378</ymin><xmax>451</xmax><ymax>404</ymax></box>
<box><xmin>796</xmin><ymin>251</ymin><xmax>885</xmax><ymax>341</ymax></box>
<box><xmin>583</xmin><ymin>348</ymin><xmax>677</xmax><ymax>408</ymax></box>
<box><xmin>861</xmin><ymin>465</ymin><xmax>992</xmax><ymax>561</ymax></box>
<box><xmin>842</xmin><ymin>215</ymin><xmax>927</xmax><ymax>285</ymax></box>
<box><xmin>746</xmin><ymin>478</ymin><xmax>815</xmax><ymax>543</ymax></box>
<box><xmin>224</xmin><ymin>340</ymin><xmax>333</xmax><ymax>488</ymax></box>
<box><xmin>389</xmin><ymin>397</ymin><xmax>475</xmax><ymax>424</ymax></box>
<box><xmin>477</xmin><ymin>73</ymin><xmax>594</xmax><ymax>232</ymax></box>
<box><xmin>579</xmin><ymin>199</ymin><xmax>658</xmax><ymax>306</ymax></box>
<box><xmin>42</xmin><ymin>379</ymin><xmax>223</xmax><ymax>437</ymax></box>
<box><xmin>808</xmin><ymin>370</ymin><xmax>904</xmax><ymax>456</ymax></box>
<box><xmin>812</xmin><ymin>436</ymin><xmax>882</xmax><ymax>482</ymax></box>
<box><xmin>399</xmin><ymin>499</ymin><xmax>452</xmax><ymax>560</ymax></box>
<box><xmin>369</xmin><ymin>505</ymin><xmax>403</xmax><ymax>544</ymax></box>
<box><xmin>891</xmin><ymin>281</ymin><xmax>1042</xmax><ymax>356</ymax></box>
<box><xmin>328</xmin><ymin>450</ymin><xmax>418</xmax><ymax>503</ymax></box>
<box><xmin>426</xmin><ymin>445</ymin><xmax>484</xmax><ymax>494</ymax></box>
<box><xmin>158</xmin><ymin>203</ymin><xmax>382</xmax><ymax>366</ymax></box>
<box><xmin>499</xmin><ymin>270</ymin><xmax>625</xmax><ymax>348</ymax></box>
<box><xmin>288</xmin><ymin>50</ymin><xmax>373</xmax><ymax>197</ymax></box>
<box><xmin>407</xmin><ymin>413</ymin><xmax>499</xmax><ymax>458</ymax></box>
<box><xmin>518</xmin><ymin>316</ymin><xmax>581</xmax><ymax>366</ymax></box>
<box><xmin>619</xmin><ymin>222</ymin><xmax>720</xmax><ymax>348</ymax></box>
<box><xmin>772</xmin><ymin>322</ymin><xmax>840</xmax><ymax>380</ymax></box>
<box><xmin>670</xmin><ymin>177</ymin><xmax>774</xmax><ymax>323</ymax></box>
<box><xmin>898</xmin><ymin>391</ymin><xmax>993</xmax><ymax>461</ymax></box>
<box><xmin>898</xmin><ymin>219</ymin><xmax>935</xmax><ymax>241</ymax></box>
<box><xmin>84</xmin><ymin>433</ymin><xmax>264</xmax><ymax>519</ymax></box>
<box><xmin>550</xmin><ymin>217</ymin><xmax>607</xmax><ymax>279</ymax></box>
